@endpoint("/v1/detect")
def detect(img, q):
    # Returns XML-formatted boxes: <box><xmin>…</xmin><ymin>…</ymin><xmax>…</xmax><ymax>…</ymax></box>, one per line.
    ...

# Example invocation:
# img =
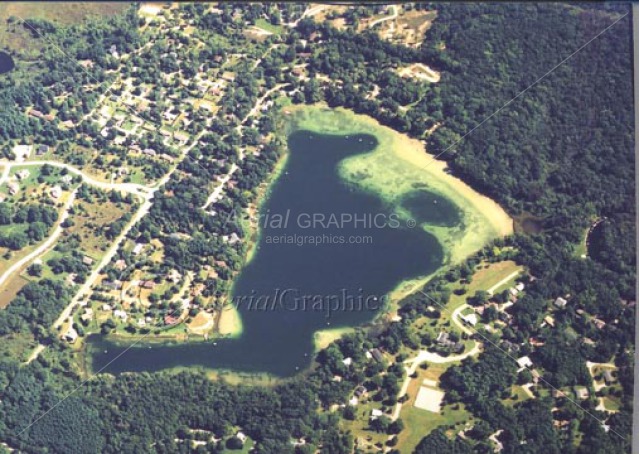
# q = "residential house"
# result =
<box><xmin>370</xmin><ymin>409</ymin><xmax>383</xmax><ymax>421</ymax></box>
<box><xmin>460</xmin><ymin>313</ymin><xmax>478</xmax><ymax>327</ymax></box>
<box><xmin>80</xmin><ymin>308</ymin><xmax>94</xmax><ymax>323</ymax></box>
<box><xmin>554</xmin><ymin>297</ymin><xmax>568</xmax><ymax>308</ymax></box>
<box><xmin>64</xmin><ymin>325</ymin><xmax>78</xmax><ymax>343</ymax></box>
<box><xmin>49</xmin><ymin>186</ymin><xmax>62</xmax><ymax>199</ymax></box>
<box><xmin>164</xmin><ymin>314</ymin><xmax>179</xmax><ymax>326</ymax></box>
<box><xmin>114</xmin><ymin>259</ymin><xmax>127</xmax><ymax>271</ymax></box>
<box><xmin>435</xmin><ymin>332</ymin><xmax>463</xmax><ymax>353</ymax></box>
<box><xmin>576</xmin><ymin>388</ymin><xmax>589</xmax><ymax>400</ymax></box>
<box><xmin>16</xmin><ymin>169</ymin><xmax>30</xmax><ymax>180</ymax></box>
<box><xmin>603</xmin><ymin>370</ymin><xmax>614</xmax><ymax>385</ymax></box>
<box><xmin>113</xmin><ymin>310</ymin><xmax>128</xmax><ymax>322</ymax></box>
<box><xmin>516</xmin><ymin>356</ymin><xmax>533</xmax><ymax>371</ymax></box>
<box><xmin>370</xmin><ymin>348</ymin><xmax>384</xmax><ymax>363</ymax></box>
<box><xmin>132</xmin><ymin>243</ymin><xmax>145</xmax><ymax>255</ymax></box>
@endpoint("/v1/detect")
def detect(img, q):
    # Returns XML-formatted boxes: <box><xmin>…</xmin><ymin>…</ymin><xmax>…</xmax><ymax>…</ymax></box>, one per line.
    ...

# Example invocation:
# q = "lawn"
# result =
<box><xmin>255</xmin><ymin>18</ymin><xmax>283</xmax><ymax>35</ymax></box>
<box><xmin>339</xmin><ymin>399</ymin><xmax>392</xmax><ymax>450</ymax></box>
<box><xmin>470</xmin><ymin>260</ymin><xmax>523</xmax><ymax>295</ymax></box>
<box><xmin>395</xmin><ymin>364</ymin><xmax>472</xmax><ymax>452</ymax></box>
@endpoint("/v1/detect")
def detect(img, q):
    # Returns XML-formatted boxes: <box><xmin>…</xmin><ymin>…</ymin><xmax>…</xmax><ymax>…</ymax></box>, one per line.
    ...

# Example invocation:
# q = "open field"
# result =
<box><xmin>396</xmin><ymin>364</ymin><xmax>471</xmax><ymax>452</ymax></box>
<box><xmin>217</xmin><ymin>305</ymin><xmax>243</xmax><ymax>337</ymax></box>
<box><xmin>471</xmin><ymin>260</ymin><xmax>523</xmax><ymax>295</ymax></box>
<box><xmin>414</xmin><ymin>385</ymin><xmax>445</xmax><ymax>412</ymax></box>
<box><xmin>0</xmin><ymin>2</ymin><xmax>130</xmax><ymax>55</ymax></box>
<box><xmin>285</xmin><ymin>106</ymin><xmax>513</xmax><ymax>265</ymax></box>
<box><xmin>313</xmin><ymin>326</ymin><xmax>356</xmax><ymax>351</ymax></box>
<box><xmin>187</xmin><ymin>311</ymin><xmax>214</xmax><ymax>335</ymax></box>
<box><xmin>0</xmin><ymin>275</ymin><xmax>27</xmax><ymax>308</ymax></box>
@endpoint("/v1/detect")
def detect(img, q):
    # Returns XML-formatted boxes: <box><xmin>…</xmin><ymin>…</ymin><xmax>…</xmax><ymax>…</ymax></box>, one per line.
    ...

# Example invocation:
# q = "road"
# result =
<box><xmin>287</xmin><ymin>4</ymin><xmax>328</xmax><ymax>28</ymax></box>
<box><xmin>50</xmin><ymin>195</ymin><xmax>153</xmax><ymax>330</ymax></box>
<box><xmin>451</xmin><ymin>303</ymin><xmax>475</xmax><ymax>335</ymax></box>
<box><xmin>0</xmin><ymin>189</ymin><xmax>77</xmax><ymax>289</ymax></box>
<box><xmin>486</xmin><ymin>270</ymin><xmax>520</xmax><ymax>295</ymax></box>
<box><xmin>0</xmin><ymin>160</ymin><xmax>149</xmax><ymax>197</ymax></box>
<box><xmin>391</xmin><ymin>341</ymin><xmax>481</xmax><ymax>420</ymax></box>
<box><xmin>25</xmin><ymin>44</ymin><xmax>287</xmax><ymax>362</ymax></box>
<box><xmin>390</xmin><ymin>301</ymin><xmax>482</xmax><ymax>420</ymax></box>
<box><xmin>369</xmin><ymin>5</ymin><xmax>398</xmax><ymax>28</ymax></box>
<box><xmin>202</xmin><ymin>164</ymin><xmax>238</xmax><ymax>209</ymax></box>
<box><xmin>203</xmin><ymin>82</ymin><xmax>288</xmax><ymax>209</ymax></box>
<box><xmin>0</xmin><ymin>164</ymin><xmax>10</xmax><ymax>186</ymax></box>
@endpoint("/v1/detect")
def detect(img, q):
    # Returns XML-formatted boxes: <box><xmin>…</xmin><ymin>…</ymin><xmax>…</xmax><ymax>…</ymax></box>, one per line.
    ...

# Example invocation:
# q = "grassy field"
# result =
<box><xmin>65</xmin><ymin>196</ymin><xmax>134</xmax><ymax>257</ymax></box>
<box><xmin>396</xmin><ymin>364</ymin><xmax>472</xmax><ymax>452</ymax></box>
<box><xmin>254</xmin><ymin>18</ymin><xmax>283</xmax><ymax>35</ymax></box>
<box><xmin>470</xmin><ymin>260</ymin><xmax>523</xmax><ymax>294</ymax></box>
<box><xmin>314</xmin><ymin>326</ymin><xmax>356</xmax><ymax>351</ymax></box>
<box><xmin>285</xmin><ymin>106</ymin><xmax>513</xmax><ymax>266</ymax></box>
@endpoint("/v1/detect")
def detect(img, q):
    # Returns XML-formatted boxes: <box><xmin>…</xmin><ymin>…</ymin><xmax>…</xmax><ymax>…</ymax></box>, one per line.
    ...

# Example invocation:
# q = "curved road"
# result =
<box><xmin>369</xmin><ymin>5</ymin><xmax>398</xmax><ymax>28</ymax></box>
<box><xmin>0</xmin><ymin>160</ymin><xmax>150</xmax><ymax>197</ymax></box>
<box><xmin>0</xmin><ymin>189</ymin><xmax>77</xmax><ymax>289</ymax></box>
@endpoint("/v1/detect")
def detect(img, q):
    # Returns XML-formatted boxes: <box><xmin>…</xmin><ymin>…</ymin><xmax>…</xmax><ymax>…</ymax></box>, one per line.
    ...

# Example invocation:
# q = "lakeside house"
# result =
<box><xmin>164</xmin><ymin>314</ymin><xmax>179</xmax><ymax>326</ymax></box>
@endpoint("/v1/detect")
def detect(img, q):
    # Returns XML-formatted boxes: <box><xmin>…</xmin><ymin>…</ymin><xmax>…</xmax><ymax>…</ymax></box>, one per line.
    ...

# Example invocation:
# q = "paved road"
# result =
<box><xmin>391</xmin><ymin>341</ymin><xmax>481</xmax><ymax>420</ymax></box>
<box><xmin>0</xmin><ymin>160</ymin><xmax>149</xmax><ymax>197</ymax></box>
<box><xmin>51</xmin><ymin>196</ymin><xmax>153</xmax><ymax>330</ymax></box>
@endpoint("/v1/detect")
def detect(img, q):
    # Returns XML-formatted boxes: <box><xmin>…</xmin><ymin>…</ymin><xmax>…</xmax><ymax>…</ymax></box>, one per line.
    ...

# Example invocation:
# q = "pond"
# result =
<box><xmin>87</xmin><ymin>130</ymin><xmax>461</xmax><ymax>377</ymax></box>
<box><xmin>0</xmin><ymin>52</ymin><xmax>15</xmax><ymax>75</ymax></box>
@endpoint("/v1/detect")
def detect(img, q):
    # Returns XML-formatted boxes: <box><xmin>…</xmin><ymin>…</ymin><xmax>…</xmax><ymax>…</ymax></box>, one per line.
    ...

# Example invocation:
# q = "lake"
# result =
<box><xmin>88</xmin><ymin>130</ymin><xmax>461</xmax><ymax>377</ymax></box>
<box><xmin>0</xmin><ymin>52</ymin><xmax>15</xmax><ymax>75</ymax></box>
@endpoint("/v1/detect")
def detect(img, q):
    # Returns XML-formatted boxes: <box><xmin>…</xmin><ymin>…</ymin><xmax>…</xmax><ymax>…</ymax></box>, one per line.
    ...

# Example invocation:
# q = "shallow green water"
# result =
<box><xmin>88</xmin><ymin>130</ymin><xmax>460</xmax><ymax>377</ymax></box>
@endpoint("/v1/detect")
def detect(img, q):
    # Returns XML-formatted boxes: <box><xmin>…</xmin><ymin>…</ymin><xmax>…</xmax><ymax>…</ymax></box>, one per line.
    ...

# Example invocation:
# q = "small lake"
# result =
<box><xmin>88</xmin><ymin>130</ymin><xmax>461</xmax><ymax>377</ymax></box>
<box><xmin>0</xmin><ymin>52</ymin><xmax>15</xmax><ymax>75</ymax></box>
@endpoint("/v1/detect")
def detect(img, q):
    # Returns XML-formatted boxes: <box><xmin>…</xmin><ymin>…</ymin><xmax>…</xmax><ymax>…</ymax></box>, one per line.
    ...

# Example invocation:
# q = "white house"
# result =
<box><xmin>516</xmin><ymin>356</ymin><xmax>533</xmax><ymax>371</ymax></box>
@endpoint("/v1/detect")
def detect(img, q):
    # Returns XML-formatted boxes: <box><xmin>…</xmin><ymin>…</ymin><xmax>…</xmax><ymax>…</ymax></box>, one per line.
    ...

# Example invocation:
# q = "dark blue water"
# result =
<box><xmin>88</xmin><ymin>131</ymin><xmax>458</xmax><ymax>376</ymax></box>
<box><xmin>0</xmin><ymin>52</ymin><xmax>15</xmax><ymax>75</ymax></box>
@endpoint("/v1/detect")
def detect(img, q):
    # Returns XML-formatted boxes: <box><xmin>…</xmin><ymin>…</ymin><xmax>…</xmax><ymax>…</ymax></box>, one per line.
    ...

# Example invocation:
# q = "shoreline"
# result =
<box><xmin>82</xmin><ymin>105</ymin><xmax>513</xmax><ymax>375</ymax></box>
<box><xmin>285</xmin><ymin>105</ymin><xmax>513</xmax><ymax>265</ymax></box>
